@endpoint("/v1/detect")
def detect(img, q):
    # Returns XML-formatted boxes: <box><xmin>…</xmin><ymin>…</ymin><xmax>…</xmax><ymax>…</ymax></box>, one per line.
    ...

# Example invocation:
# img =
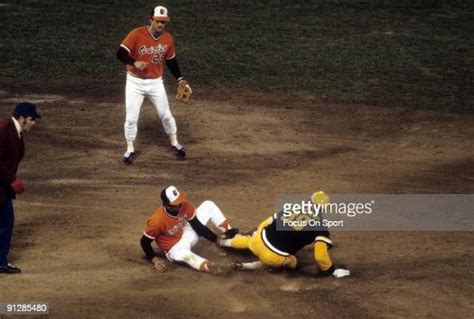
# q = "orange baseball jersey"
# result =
<box><xmin>143</xmin><ymin>201</ymin><xmax>196</xmax><ymax>252</ymax></box>
<box><xmin>120</xmin><ymin>26</ymin><xmax>176</xmax><ymax>79</ymax></box>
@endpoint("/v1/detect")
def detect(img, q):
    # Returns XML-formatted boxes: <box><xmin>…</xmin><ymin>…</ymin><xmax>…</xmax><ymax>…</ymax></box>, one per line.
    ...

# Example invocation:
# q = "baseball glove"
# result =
<box><xmin>176</xmin><ymin>80</ymin><xmax>192</xmax><ymax>103</ymax></box>
<box><xmin>222</xmin><ymin>228</ymin><xmax>239</xmax><ymax>239</ymax></box>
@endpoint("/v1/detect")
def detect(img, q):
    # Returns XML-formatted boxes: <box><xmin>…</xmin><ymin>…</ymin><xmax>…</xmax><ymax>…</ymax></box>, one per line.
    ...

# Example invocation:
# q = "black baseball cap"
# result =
<box><xmin>13</xmin><ymin>102</ymin><xmax>42</xmax><ymax>120</ymax></box>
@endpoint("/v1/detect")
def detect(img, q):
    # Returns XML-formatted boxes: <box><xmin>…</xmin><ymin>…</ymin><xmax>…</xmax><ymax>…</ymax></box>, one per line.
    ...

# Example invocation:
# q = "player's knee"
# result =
<box><xmin>125</xmin><ymin>119</ymin><xmax>137</xmax><ymax>127</ymax></box>
<box><xmin>161</xmin><ymin>112</ymin><xmax>174</xmax><ymax>123</ymax></box>
<box><xmin>170</xmin><ymin>250</ymin><xmax>191</xmax><ymax>263</ymax></box>
<box><xmin>201</xmin><ymin>200</ymin><xmax>217</xmax><ymax>210</ymax></box>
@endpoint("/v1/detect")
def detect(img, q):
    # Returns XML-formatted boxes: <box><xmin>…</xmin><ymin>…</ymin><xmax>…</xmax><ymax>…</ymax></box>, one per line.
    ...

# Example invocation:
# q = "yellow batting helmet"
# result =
<box><xmin>311</xmin><ymin>190</ymin><xmax>330</xmax><ymax>205</ymax></box>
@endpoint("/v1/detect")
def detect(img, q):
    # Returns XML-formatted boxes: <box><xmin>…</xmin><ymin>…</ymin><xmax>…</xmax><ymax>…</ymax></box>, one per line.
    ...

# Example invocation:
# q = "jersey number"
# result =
<box><xmin>152</xmin><ymin>53</ymin><xmax>164</xmax><ymax>63</ymax></box>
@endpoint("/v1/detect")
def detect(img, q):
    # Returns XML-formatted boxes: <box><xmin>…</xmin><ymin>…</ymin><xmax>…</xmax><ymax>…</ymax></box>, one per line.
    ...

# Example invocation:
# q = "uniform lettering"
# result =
<box><xmin>164</xmin><ymin>217</ymin><xmax>187</xmax><ymax>236</ymax></box>
<box><xmin>138</xmin><ymin>44</ymin><xmax>169</xmax><ymax>55</ymax></box>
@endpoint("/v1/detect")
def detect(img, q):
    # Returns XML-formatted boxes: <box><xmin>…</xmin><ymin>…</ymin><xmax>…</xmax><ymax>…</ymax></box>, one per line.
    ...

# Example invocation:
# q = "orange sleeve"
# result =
<box><xmin>183</xmin><ymin>202</ymin><xmax>196</xmax><ymax>220</ymax></box>
<box><xmin>144</xmin><ymin>213</ymin><xmax>162</xmax><ymax>239</ymax></box>
<box><xmin>121</xmin><ymin>29</ymin><xmax>137</xmax><ymax>52</ymax></box>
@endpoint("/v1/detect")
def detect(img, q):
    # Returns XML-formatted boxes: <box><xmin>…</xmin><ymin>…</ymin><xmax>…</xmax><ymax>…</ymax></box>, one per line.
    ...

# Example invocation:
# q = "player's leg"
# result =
<box><xmin>165</xmin><ymin>224</ymin><xmax>205</xmax><ymax>270</ymax></box>
<box><xmin>219</xmin><ymin>233</ymin><xmax>251</xmax><ymax>249</ymax></box>
<box><xmin>0</xmin><ymin>200</ymin><xmax>15</xmax><ymax>269</ymax></box>
<box><xmin>229</xmin><ymin>234</ymin><xmax>297</xmax><ymax>270</ymax></box>
<box><xmin>195</xmin><ymin>200</ymin><xmax>233</xmax><ymax>233</ymax></box>
<box><xmin>166</xmin><ymin>246</ymin><xmax>209</xmax><ymax>272</ymax></box>
<box><xmin>147</xmin><ymin>78</ymin><xmax>185</xmax><ymax>159</ymax></box>
<box><xmin>166</xmin><ymin>224</ymin><xmax>216</xmax><ymax>272</ymax></box>
<box><xmin>123</xmin><ymin>74</ymin><xmax>145</xmax><ymax>163</ymax></box>
<box><xmin>249</xmin><ymin>230</ymin><xmax>298</xmax><ymax>269</ymax></box>
<box><xmin>219</xmin><ymin>216</ymin><xmax>272</xmax><ymax>249</ymax></box>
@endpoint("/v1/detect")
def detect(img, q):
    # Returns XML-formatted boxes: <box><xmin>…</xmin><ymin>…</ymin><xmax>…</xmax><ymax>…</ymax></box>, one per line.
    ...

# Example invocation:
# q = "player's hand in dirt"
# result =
<box><xmin>151</xmin><ymin>257</ymin><xmax>167</xmax><ymax>272</ymax></box>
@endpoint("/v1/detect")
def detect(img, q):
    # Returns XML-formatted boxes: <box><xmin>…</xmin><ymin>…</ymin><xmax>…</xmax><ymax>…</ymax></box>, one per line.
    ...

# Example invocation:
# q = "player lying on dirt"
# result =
<box><xmin>218</xmin><ymin>191</ymin><xmax>350</xmax><ymax>278</ymax></box>
<box><xmin>140</xmin><ymin>186</ymin><xmax>238</xmax><ymax>273</ymax></box>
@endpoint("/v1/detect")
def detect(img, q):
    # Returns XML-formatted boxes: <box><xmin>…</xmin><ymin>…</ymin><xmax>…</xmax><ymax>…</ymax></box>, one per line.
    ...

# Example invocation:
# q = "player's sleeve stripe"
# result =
<box><xmin>120</xmin><ymin>44</ymin><xmax>131</xmax><ymax>53</ymax></box>
<box><xmin>143</xmin><ymin>232</ymin><xmax>155</xmax><ymax>240</ymax></box>
<box><xmin>188</xmin><ymin>209</ymin><xmax>196</xmax><ymax>220</ymax></box>
<box><xmin>315</xmin><ymin>236</ymin><xmax>333</xmax><ymax>246</ymax></box>
<box><xmin>165</xmin><ymin>53</ymin><xmax>176</xmax><ymax>60</ymax></box>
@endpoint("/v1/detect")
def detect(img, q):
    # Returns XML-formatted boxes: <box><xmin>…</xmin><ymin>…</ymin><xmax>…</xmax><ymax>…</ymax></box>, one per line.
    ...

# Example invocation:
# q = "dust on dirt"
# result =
<box><xmin>0</xmin><ymin>89</ymin><xmax>473</xmax><ymax>318</ymax></box>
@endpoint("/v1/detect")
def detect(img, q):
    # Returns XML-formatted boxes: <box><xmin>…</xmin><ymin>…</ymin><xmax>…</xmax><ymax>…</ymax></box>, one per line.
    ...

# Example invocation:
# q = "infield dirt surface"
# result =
<box><xmin>0</xmin><ymin>89</ymin><xmax>473</xmax><ymax>318</ymax></box>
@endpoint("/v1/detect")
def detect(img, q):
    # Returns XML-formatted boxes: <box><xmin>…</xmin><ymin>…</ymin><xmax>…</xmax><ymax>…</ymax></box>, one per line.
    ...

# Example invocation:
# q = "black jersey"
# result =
<box><xmin>263</xmin><ymin>210</ymin><xmax>331</xmax><ymax>255</ymax></box>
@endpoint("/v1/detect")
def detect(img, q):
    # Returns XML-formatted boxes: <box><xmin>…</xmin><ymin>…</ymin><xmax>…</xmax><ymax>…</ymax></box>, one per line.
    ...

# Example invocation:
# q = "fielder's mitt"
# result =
<box><xmin>176</xmin><ymin>80</ymin><xmax>192</xmax><ymax>103</ymax></box>
<box><xmin>222</xmin><ymin>228</ymin><xmax>239</xmax><ymax>239</ymax></box>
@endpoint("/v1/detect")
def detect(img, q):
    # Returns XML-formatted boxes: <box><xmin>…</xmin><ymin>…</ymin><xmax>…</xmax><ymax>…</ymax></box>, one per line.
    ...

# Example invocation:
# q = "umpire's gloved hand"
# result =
<box><xmin>11</xmin><ymin>177</ymin><xmax>25</xmax><ymax>194</ymax></box>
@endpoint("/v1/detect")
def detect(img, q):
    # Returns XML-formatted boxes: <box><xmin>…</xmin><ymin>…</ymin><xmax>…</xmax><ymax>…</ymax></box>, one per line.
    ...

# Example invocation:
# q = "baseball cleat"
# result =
<box><xmin>122</xmin><ymin>151</ymin><xmax>136</xmax><ymax>165</ymax></box>
<box><xmin>171</xmin><ymin>144</ymin><xmax>186</xmax><ymax>160</ymax></box>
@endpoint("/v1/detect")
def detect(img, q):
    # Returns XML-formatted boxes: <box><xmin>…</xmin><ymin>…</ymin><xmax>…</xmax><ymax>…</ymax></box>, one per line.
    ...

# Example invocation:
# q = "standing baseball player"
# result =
<box><xmin>218</xmin><ymin>191</ymin><xmax>350</xmax><ymax>278</ymax></box>
<box><xmin>140</xmin><ymin>186</ymin><xmax>238</xmax><ymax>273</ymax></box>
<box><xmin>116</xmin><ymin>5</ymin><xmax>192</xmax><ymax>164</ymax></box>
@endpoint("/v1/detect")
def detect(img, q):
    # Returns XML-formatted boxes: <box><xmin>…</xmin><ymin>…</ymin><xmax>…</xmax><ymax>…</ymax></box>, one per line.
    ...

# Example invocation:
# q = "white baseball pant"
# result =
<box><xmin>124</xmin><ymin>73</ymin><xmax>177</xmax><ymax>141</ymax></box>
<box><xmin>166</xmin><ymin>201</ymin><xmax>228</xmax><ymax>271</ymax></box>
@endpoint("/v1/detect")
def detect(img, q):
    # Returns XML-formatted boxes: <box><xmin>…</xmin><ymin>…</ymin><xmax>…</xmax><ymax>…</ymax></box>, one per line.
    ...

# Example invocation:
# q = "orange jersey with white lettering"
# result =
<box><xmin>143</xmin><ymin>201</ymin><xmax>196</xmax><ymax>252</ymax></box>
<box><xmin>120</xmin><ymin>26</ymin><xmax>176</xmax><ymax>79</ymax></box>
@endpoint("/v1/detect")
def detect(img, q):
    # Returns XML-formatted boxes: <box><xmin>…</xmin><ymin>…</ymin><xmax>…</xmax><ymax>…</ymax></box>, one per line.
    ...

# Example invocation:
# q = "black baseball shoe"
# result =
<box><xmin>122</xmin><ymin>151</ymin><xmax>136</xmax><ymax>165</ymax></box>
<box><xmin>171</xmin><ymin>144</ymin><xmax>186</xmax><ymax>160</ymax></box>
<box><xmin>0</xmin><ymin>263</ymin><xmax>21</xmax><ymax>274</ymax></box>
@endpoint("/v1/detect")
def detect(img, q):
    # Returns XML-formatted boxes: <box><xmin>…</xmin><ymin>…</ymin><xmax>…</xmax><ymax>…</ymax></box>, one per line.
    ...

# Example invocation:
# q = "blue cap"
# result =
<box><xmin>13</xmin><ymin>102</ymin><xmax>42</xmax><ymax>120</ymax></box>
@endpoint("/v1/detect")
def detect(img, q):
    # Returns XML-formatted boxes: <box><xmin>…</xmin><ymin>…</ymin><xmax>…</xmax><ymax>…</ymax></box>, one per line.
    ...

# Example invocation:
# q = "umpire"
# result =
<box><xmin>0</xmin><ymin>102</ymin><xmax>41</xmax><ymax>274</ymax></box>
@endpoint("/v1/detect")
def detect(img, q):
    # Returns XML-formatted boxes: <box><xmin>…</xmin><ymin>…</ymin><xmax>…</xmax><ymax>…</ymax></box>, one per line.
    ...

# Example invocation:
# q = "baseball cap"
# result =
<box><xmin>161</xmin><ymin>186</ymin><xmax>187</xmax><ymax>205</ymax></box>
<box><xmin>152</xmin><ymin>6</ymin><xmax>170</xmax><ymax>22</ymax></box>
<box><xmin>13</xmin><ymin>102</ymin><xmax>42</xmax><ymax>120</ymax></box>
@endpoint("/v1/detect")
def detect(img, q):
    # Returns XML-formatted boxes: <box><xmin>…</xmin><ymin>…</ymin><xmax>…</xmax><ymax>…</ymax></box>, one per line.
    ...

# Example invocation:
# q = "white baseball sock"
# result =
<box><xmin>169</xmin><ymin>133</ymin><xmax>179</xmax><ymax>147</ymax></box>
<box><xmin>127</xmin><ymin>140</ymin><xmax>134</xmax><ymax>153</ymax></box>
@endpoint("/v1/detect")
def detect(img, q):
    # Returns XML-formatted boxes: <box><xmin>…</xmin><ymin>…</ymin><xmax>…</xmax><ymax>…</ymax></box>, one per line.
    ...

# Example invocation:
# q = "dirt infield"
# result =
<box><xmin>0</xmin><ymin>90</ymin><xmax>473</xmax><ymax>318</ymax></box>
